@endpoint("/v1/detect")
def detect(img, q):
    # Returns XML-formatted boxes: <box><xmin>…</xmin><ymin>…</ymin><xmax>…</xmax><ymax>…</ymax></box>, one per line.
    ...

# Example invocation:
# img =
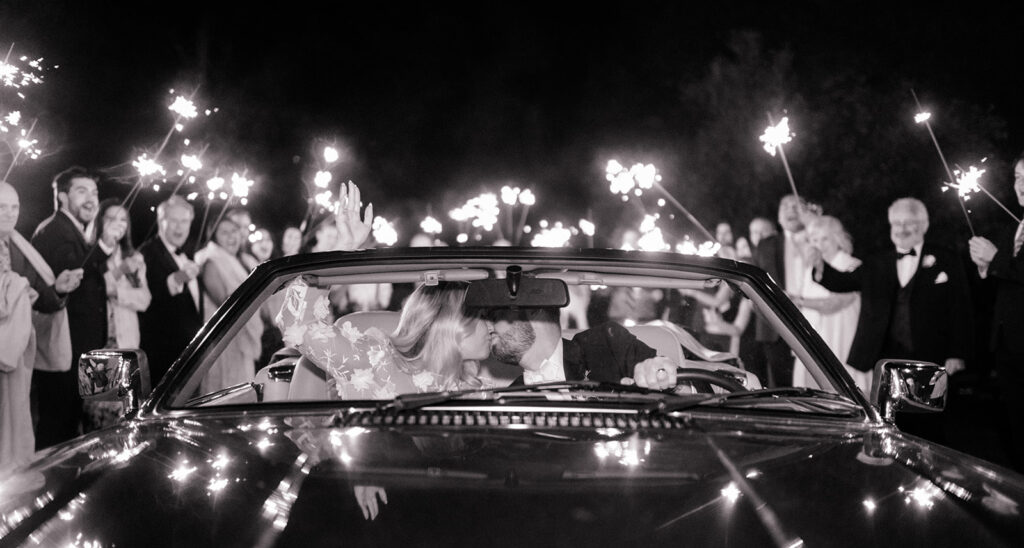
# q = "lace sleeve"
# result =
<box><xmin>274</xmin><ymin>275</ymin><xmax>355</xmax><ymax>374</ymax></box>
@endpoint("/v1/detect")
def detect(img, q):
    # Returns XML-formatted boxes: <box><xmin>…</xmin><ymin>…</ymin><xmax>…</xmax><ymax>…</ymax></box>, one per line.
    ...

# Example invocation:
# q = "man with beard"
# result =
<box><xmin>486</xmin><ymin>307</ymin><xmax>679</xmax><ymax>389</ymax></box>
<box><xmin>31</xmin><ymin>166</ymin><xmax>109</xmax><ymax>448</ymax></box>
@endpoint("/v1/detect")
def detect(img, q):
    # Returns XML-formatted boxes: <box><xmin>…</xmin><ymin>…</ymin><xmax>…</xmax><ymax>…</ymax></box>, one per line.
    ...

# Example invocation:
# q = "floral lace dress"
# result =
<box><xmin>276</xmin><ymin>276</ymin><xmax>448</xmax><ymax>399</ymax></box>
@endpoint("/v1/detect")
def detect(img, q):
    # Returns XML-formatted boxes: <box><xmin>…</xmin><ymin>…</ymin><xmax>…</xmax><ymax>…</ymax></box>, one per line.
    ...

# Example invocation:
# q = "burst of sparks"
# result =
<box><xmin>373</xmin><ymin>216</ymin><xmax>398</xmax><ymax>246</ymax></box>
<box><xmin>314</xmin><ymin>170</ymin><xmax>332</xmax><ymax>188</ymax></box>
<box><xmin>323</xmin><ymin>146</ymin><xmax>339</xmax><ymax>164</ymax></box>
<box><xmin>676</xmin><ymin>239</ymin><xmax>721</xmax><ymax>257</ymax></box>
<box><xmin>606</xmin><ymin>160</ymin><xmax>660</xmax><ymax>196</ymax></box>
<box><xmin>759</xmin><ymin>117</ymin><xmax>793</xmax><ymax>157</ymax></box>
<box><xmin>314</xmin><ymin>190</ymin><xmax>334</xmax><ymax>210</ymax></box>
<box><xmin>133</xmin><ymin>154</ymin><xmax>166</xmax><ymax>177</ymax></box>
<box><xmin>518</xmin><ymin>188</ymin><xmax>536</xmax><ymax>205</ymax></box>
<box><xmin>914</xmin><ymin>112</ymin><xmax>932</xmax><ymax>124</ymax></box>
<box><xmin>501</xmin><ymin>185</ymin><xmax>521</xmax><ymax>205</ymax></box>
<box><xmin>206</xmin><ymin>176</ymin><xmax>225</xmax><ymax>192</ymax></box>
<box><xmin>230</xmin><ymin>172</ymin><xmax>254</xmax><ymax>199</ymax></box>
<box><xmin>946</xmin><ymin>164</ymin><xmax>985</xmax><ymax>200</ymax></box>
<box><xmin>579</xmin><ymin>219</ymin><xmax>595</xmax><ymax>237</ymax></box>
<box><xmin>17</xmin><ymin>132</ymin><xmax>40</xmax><ymax>158</ymax></box>
<box><xmin>0</xmin><ymin>54</ymin><xmax>47</xmax><ymax>88</ymax></box>
<box><xmin>168</xmin><ymin>95</ymin><xmax>198</xmax><ymax>119</ymax></box>
<box><xmin>420</xmin><ymin>215</ymin><xmax>443</xmax><ymax>234</ymax></box>
<box><xmin>180</xmin><ymin>153</ymin><xmax>202</xmax><ymax>172</ymax></box>
<box><xmin>531</xmin><ymin>222</ymin><xmax>572</xmax><ymax>247</ymax></box>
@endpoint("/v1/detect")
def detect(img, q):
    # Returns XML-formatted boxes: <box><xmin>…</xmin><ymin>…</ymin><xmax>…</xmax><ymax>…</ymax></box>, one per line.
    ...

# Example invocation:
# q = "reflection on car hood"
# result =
<box><xmin>2</xmin><ymin>409</ymin><xmax>1023</xmax><ymax>547</ymax></box>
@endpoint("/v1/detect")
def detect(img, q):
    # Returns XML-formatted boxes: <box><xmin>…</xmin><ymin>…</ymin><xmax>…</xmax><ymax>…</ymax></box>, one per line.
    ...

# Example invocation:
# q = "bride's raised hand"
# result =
<box><xmin>335</xmin><ymin>181</ymin><xmax>373</xmax><ymax>251</ymax></box>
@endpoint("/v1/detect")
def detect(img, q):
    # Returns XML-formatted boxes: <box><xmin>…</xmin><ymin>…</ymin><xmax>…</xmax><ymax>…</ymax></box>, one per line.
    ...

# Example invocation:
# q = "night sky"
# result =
<box><xmin>2</xmin><ymin>1</ymin><xmax>1022</xmax><ymax>247</ymax></box>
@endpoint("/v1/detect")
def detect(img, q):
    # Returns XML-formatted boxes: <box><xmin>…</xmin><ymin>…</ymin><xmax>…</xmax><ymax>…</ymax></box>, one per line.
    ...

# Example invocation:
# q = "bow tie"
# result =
<box><xmin>896</xmin><ymin>248</ymin><xmax>917</xmax><ymax>259</ymax></box>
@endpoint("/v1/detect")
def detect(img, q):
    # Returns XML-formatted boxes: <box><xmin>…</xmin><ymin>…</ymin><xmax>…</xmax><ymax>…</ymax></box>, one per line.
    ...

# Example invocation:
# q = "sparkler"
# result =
<box><xmin>911</xmin><ymin>90</ymin><xmax>975</xmax><ymax>236</ymax></box>
<box><xmin>530</xmin><ymin>222</ymin><xmax>572</xmax><ymax>247</ymax></box>
<box><xmin>372</xmin><ymin>216</ymin><xmax>398</xmax><ymax>246</ymax></box>
<box><xmin>198</xmin><ymin>170</ymin><xmax>254</xmax><ymax>249</ymax></box>
<box><xmin>420</xmin><ymin>215</ymin><xmax>443</xmax><ymax>235</ymax></box>
<box><xmin>942</xmin><ymin>161</ymin><xmax>1021</xmax><ymax>224</ymax></box>
<box><xmin>605</xmin><ymin>160</ymin><xmax>716</xmax><ymax>243</ymax></box>
<box><xmin>759</xmin><ymin>114</ymin><xmax>800</xmax><ymax>201</ymax></box>
<box><xmin>1</xmin><ymin>45</ymin><xmax>51</xmax><ymax>179</ymax></box>
<box><xmin>514</xmin><ymin>189</ymin><xmax>534</xmax><ymax>245</ymax></box>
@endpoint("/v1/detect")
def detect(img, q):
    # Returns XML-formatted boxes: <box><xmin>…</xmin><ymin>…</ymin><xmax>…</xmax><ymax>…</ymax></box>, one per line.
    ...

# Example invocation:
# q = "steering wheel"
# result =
<box><xmin>674</xmin><ymin>368</ymin><xmax>746</xmax><ymax>394</ymax></box>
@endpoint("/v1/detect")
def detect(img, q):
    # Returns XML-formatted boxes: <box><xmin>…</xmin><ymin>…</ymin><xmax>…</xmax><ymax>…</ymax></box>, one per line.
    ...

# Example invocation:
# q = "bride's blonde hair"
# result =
<box><xmin>390</xmin><ymin>281</ymin><xmax>482</xmax><ymax>389</ymax></box>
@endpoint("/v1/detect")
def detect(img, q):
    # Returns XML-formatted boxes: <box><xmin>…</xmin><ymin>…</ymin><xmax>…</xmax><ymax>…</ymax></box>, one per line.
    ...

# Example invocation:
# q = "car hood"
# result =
<box><xmin>2</xmin><ymin>409</ymin><xmax>1023</xmax><ymax>547</ymax></box>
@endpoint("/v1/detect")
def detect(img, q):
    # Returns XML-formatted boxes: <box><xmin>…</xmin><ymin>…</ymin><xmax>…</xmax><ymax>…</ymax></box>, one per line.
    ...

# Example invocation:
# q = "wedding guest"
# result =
<box><xmin>195</xmin><ymin>217</ymin><xmax>263</xmax><ymax>392</ymax></box>
<box><xmin>225</xmin><ymin>206</ymin><xmax>259</xmax><ymax>271</ymax></box>
<box><xmin>789</xmin><ymin>215</ymin><xmax>865</xmax><ymax>393</ymax></box>
<box><xmin>748</xmin><ymin>216</ymin><xmax>777</xmax><ymax>248</ymax></box>
<box><xmin>248</xmin><ymin>227</ymin><xmax>275</xmax><ymax>263</ymax></box>
<box><xmin>715</xmin><ymin>221</ymin><xmax>735</xmax><ymax>247</ymax></box>
<box><xmin>280</xmin><ymin>225</ymin><xmax>303</xmax><ymax>257</ymax></box>
<box><xmin>814</xmin><ymin>197</ymin><xmax>972</xmax><ymax>444</ymax></box>
<box><xmin>967</xmin><ymin>149</ymin><xmax>1024</xmax><ymax>472</ymax></box>
<box><xmin>138</xmin><ymin>195</ymin><xmax>202</xmax><ymax>386</ymax></box>
<box><xmin>751</xmin><ymin>194</ymin><xmax>819</xmax><ymax>387</ymax></box>
<box><xmin>0</xmin><ymin>182</ymin><xmax>78</xmax><ymax>469</ymax></box>
<box><xmin>31</xmin><ymin>166</ymin><xmax>108</xmax><ymax>448</ymax></box>
<box><xmin>83</xmin><ymin>199</ymin><xmax>152</xmax><ymax>432</ymax></box>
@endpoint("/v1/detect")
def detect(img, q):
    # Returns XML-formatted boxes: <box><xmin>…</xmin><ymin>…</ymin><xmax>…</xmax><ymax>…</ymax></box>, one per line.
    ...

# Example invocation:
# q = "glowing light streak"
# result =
<box><xmin>420</xmin><ymin>215</ymin><xmax>442</xmax><ymax>234</ymax></box>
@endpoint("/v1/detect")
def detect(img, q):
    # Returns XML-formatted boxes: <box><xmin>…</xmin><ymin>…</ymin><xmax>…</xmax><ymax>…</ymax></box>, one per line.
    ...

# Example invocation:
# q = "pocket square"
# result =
<box><xmin>934</xmin><ymin>271</ymin><xmax>948</xmax><ymax>284</ymax></box>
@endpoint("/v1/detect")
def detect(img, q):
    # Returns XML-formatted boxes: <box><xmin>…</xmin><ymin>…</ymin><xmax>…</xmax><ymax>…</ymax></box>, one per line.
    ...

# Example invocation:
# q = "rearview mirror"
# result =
<box><xmin>465</xmin><ymin>268</ymin><xmax>570</xmax><ymax>309</ymax></box>
<box><xmin>79</xmin><ymin>349</ymin><xmax>152</xmax><ymax>418</ymax></box>
<box><xmin>870</xmin><ymin>359</ymin><xmax>947</xmax><ymax>423</ymax></box>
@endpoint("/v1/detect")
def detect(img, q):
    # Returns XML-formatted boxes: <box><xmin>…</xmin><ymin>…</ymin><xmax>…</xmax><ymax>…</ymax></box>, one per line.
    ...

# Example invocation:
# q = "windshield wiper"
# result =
<box><xmin>378</xmin><ymin>380</ymin><xmax>645</xmax><ymax>412</ymax></box>
<box><xmin>644</xmin><ymin>387</ymin><xmax>860</xmax><ymax>416</ymax></box>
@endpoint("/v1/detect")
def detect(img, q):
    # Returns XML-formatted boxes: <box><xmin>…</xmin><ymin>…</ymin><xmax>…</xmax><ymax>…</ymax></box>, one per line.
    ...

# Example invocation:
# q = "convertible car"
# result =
<box><xmin>2</xmin><ymin>247</ymin><xmax>1022</xmax><ymax>547</ymax></box>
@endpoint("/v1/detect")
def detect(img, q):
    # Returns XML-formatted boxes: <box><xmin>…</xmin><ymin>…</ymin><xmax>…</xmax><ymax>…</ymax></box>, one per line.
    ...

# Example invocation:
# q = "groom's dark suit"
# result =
<box><xmin>138</xmin><ymin>235</ymin><xmax>203</xmax><ymax>386</ymax></box>
<box><xmin>816</xmin><ymin>241</ymin><xmax>973</xmax><ymax>373</ymax></box>
<box><xmin>511</xmin><ymin>322</ymin><xmax>656</xmax><ymax>385</ymax></box>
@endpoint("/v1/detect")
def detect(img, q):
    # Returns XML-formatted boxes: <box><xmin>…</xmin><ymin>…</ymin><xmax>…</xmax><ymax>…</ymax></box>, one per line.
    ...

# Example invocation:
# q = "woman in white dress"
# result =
<box><xmin>790</xmin><ymin>215</ymin><xmax>870</xmax><ymax>394</ymax></box>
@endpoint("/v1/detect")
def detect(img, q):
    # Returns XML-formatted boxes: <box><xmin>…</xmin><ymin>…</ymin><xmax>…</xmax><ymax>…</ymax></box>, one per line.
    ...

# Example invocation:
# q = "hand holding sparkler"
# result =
<box><xmin>54</xmin><ymin>268</ymin><xmax>83</xmax><ymax>294</ymax></box>
<box><xmin>335</xmin><ymin>182</ymin><xmax>373</xmax><ymax>251</ymax></box>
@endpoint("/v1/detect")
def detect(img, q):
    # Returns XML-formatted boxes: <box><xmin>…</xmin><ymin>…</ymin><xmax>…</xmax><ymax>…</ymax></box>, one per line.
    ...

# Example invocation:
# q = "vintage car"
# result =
<box><xmin>2</xmin><ymin>247</ymin><xmax>1022</xmax><ymax>547</ymax></box>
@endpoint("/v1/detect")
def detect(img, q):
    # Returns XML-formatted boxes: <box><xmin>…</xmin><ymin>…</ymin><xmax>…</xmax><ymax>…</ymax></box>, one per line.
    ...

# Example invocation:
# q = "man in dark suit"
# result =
<box><xmin>752</xmin><ymin>194</ymin><xmax>816</xmax><ymax>387</ymax></box>
<box><xmin>967</xmin><ymin>151</ymin><xmax>1024</xmax><ymax>472</ymax></box>
<box><xmin>138</xmin><ymin>195</ymin><xmax>203</xmax><ymax>387</ymax></box>
<box><xmin>814</xmin><ymin>197</ymin><xmax>972</xmax><ymax>442</ymax></box>
<box><xmin>487</xmin><ymin>307</ymin><xmax>678</xmax><ymax>389</ymax></box>
<box><xmin>30</xmin><ymin>166</ymin><xmax>108</xmax><ymax>448</ymax></box>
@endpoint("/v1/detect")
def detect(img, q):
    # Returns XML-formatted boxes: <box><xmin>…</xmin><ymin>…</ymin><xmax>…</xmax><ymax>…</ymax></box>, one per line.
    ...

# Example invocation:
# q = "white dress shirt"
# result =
<box><xmin>523</xmin><ymin>339</ymin><xmax>565</xmax><ymax>384</ymax></box>
<box><xmin>783</xmin><ymin>229</ymin><xmax>806</xmax><ymax>294</ymax></box>
<box><xmin>161</xmin><ymin>236</ymin><xmax>199</xmax><ymax>308</ymax></box>
<box><xmin>896</xmin><ymin>243</ymin><xmax>923</xmax><ymax>288</ymax></box>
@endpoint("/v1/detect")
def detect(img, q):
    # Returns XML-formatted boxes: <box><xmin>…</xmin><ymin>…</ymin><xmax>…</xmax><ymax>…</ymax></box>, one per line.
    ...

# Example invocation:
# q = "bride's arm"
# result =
<box><xmin>274</xmin><ymin>275</ymin><xmax>356</xmax><ymax>371</ymax></box>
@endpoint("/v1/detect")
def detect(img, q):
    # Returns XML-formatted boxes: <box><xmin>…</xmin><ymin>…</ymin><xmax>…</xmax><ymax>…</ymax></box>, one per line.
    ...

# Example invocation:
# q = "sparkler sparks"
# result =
<box><xmin>420</xmin><ymin>215</ymin><xmax>442</xmax><ymax>234</ymax></box>
<box><xmin>759</xmin><ymin>117</ymin><xmax>793</xmax><ymax>157</ymax></box>
<box><xmin>168</xmin><ymin>95</ymin><xmax>198</xmax><ymax>119</ymax></box>
<box><xmin>133</xmin><ymin>153</ymin><xmax>166</xmax><ymax>177</ymax></box>
<box><xmin>373</xmin><ymin>216</ymin><xmax>398</xmax><ymax>246</ymax></box>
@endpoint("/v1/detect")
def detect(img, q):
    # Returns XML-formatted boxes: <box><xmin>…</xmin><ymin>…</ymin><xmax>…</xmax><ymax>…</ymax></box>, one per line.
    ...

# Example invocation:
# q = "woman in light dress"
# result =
<box><xmin>790</xmin><ymin>215</ymin><xmax>869</xmax><ymax>394</ymax></box>
<box><xmin>196</xmin><ymin>217</ymin><xmax>264</xmax><ymax>393</ymax></box>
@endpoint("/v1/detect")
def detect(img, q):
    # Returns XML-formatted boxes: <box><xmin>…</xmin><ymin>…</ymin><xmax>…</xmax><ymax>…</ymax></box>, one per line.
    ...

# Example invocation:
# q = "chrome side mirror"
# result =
<box><xmin>870</xmin><ymin>359</ymin><xmax>947</xmax><ymax>423</ymax></box>
<box><xmin>78</xmin><ymin>349</ymin><xmax>151</xmax><ymax>417</ymax></box>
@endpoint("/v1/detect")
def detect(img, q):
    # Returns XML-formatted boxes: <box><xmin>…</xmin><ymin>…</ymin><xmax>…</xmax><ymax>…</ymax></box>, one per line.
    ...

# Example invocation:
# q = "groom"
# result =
<box><xmin>485</xmin><ymin>307</ymin><xmax>680</xmax><ymax>389</ymax></box>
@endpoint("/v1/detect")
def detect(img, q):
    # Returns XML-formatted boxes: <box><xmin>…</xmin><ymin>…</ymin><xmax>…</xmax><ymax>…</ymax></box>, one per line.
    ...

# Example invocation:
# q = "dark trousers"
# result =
<box><xmin>32</xmin><ymin>367</ymin><xmax>83</xmax><ymax>449</ymax></box>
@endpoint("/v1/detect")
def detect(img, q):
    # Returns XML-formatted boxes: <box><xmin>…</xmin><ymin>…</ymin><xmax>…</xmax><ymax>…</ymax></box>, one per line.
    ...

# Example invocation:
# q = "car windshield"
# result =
<box><xmin>160</xmin><ymin>252</ymin><xmax>862</xmax><ymax>413</ymax></box>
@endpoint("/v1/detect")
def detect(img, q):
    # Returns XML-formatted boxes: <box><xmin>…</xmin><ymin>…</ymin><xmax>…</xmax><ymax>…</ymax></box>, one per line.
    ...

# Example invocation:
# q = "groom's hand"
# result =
<box><xmin>631</xmin><ymin>356</ymin><xmax>679</xmax><ymax>390</ymax></box>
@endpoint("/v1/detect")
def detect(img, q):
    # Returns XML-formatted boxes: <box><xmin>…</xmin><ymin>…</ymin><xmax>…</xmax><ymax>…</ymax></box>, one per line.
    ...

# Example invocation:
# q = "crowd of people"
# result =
<box><xmin>0</xmin><ymin>166</ymin><xmax>329</xmax><ymax>472</ymax></box>
<box><xmin>2</xmin><ymin>151</ymin><xmax>1023</xmax><ymax>478</ymax></box>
